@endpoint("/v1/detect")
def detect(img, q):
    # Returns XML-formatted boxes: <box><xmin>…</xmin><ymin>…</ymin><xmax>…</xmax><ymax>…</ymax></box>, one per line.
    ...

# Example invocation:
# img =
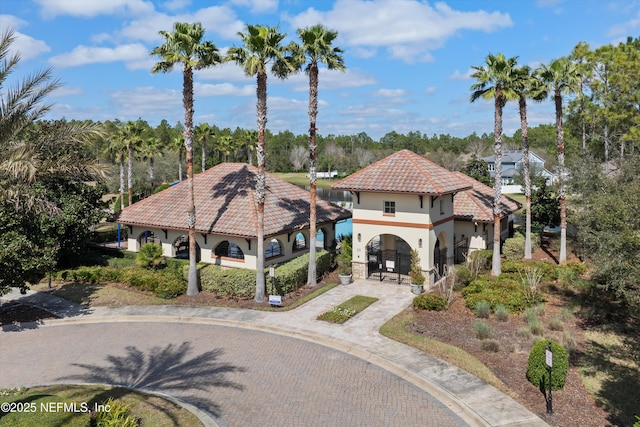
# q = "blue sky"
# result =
<box><xmin>2</xmin><ymin>0</ymin><xmax>638</xmax><ymax>140</ymax></box>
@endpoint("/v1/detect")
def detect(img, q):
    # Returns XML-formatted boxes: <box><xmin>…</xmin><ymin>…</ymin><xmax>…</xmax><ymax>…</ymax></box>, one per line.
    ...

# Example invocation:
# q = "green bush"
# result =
<box><xmin>474</xmin><ymin>300</ymin><xmax>491</xmax><ymax>318</ymax></box>
<box><xmin>91</xmin><ymin>397</ymin><xmax>138</xmax><ymax>427</ymax></box>
<box><xmin>468</xmin><ymin>250</ymin><xmax>492</xmax><ymax>271</ymax></box>
<box><xmin>453</xmin><ymin>265</ymin><xmax>472</xmax><ymax>290</ymax></box>
<box><xmin>547</xmin><ymin>316</ymin><xmax>564</xmax><ymax>331</ymax></box>
<box><xmin>481</xmin><ymin>339</ymin><xmax>500</xmax><ymax>352</ymax></box>
<box><xmin>503</xmin><ymin>234</ymin><xmax>525</xmax><ymax>260</ymax></box>
<box><xmin>462</xmin><ymin>274</ymin><xmax>540</xmax><ymax>313</ymax></box>
<box><xmin>473</xmin><ymin>321</ymin><xmax>494</xmax><ymax>340</ymax></box>
<box><xmin>494</xmin><ymin>304</ymin><xmax>510</xmax><ymax>321</ymax></box>
<box><xmin>136</xmin><ymin>243</ymin><xmax>165</xmax><ymax>269</ymax></box>
<box><xmin>529</xmin><ymin>318</ymin><xmax>545</xmax><ymax>336</ymax></box>
<box><xmin>413</xmin><ymin>293</ymin><xmax>447</xmax><ymax>311</ymax></box>
<box><xmin>526</xmin><ymin>339</ymin><xmax>569</xmax><ymax>391</ymax></box>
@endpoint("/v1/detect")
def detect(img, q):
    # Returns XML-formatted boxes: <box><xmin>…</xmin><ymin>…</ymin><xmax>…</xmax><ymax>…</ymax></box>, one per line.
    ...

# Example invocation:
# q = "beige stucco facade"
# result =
<box><xmin>126</xmin><ymin>223</ymin><xmax>338</xmax><ymax>270</ymax></box>
<box><xmin>350</xmin><ymin>191</ymin><xmax>456</xmax><ymax>283</ymax></box>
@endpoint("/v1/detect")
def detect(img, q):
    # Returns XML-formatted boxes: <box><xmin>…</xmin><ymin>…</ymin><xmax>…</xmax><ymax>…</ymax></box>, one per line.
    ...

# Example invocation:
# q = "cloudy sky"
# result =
<box><xmin>2</xmin><ymin>0</ymin><xmax>638</xmax><ymax>139</ymax></box>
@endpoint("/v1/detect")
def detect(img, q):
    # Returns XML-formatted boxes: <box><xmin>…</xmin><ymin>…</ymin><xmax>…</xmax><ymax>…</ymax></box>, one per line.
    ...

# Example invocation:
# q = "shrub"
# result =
<box><xmin>560</xmin><ymin>307</ymin><xmax>575</xmax><ymax>321</ymax></box>
<box><xmin>473</xmin><ymin>321</ymin><xmax>494</xmax><ymax>340</ymax></box>
<box><xmin>529</xmin><ymin>318</ymin><xmax>545</xmax><ymax>336</ymax></box>
<box><xmin>494</xmin><ymin>304</ymin><xmax>510</xmax><ymax>322</ymax></box>
<box><xmin>136</xmin><ymin>243</ymin><xmax>165</xmax><ymax>269</ymax></box>
<box><xmin>413</xmin><ymin>293</ymin><xmax>447</xmax><ymax>311</ymax></box>
<box><xmin>503</xmin><ymin>234</ymin><xmax>525</xmax><ymax>260</ymax></box>
<box><xmin>517</xmin><ymin>326</ymin><xmax>532</xmax><ymax>339</ymax></box>
<box><xmin>467</xmin><ymin>250</ymin><xmax>492</xmax><ymax>272</ymax></box>
<box><xmin>474</xmin><ymin>300</ymin><xmax>491</xmax><ymax>318</ymax></box>
<box><xmin>547</xmin><ymin>316</ymin><xmax>564</xmax><ymax>331</ymax></box>
<box><xmin>481</xmin><ymin>339</ymin><xmax>500</xmax><ymax>352</ymax></box>
<box><xmin>523</xmin><ymin>307</ymin><xmax>538</xmax><ymax>323</ymax></box>
<box><xmin>526</xmin><ymin>339</ymin><xmax>569</xmax><ymax>391</ymax></box>
<box><xmin>91</xmin><ymin>397</ymin><xmax>138</xmax><ymax>427</ymax></box>
<box><xmin>409</xmin><ymin>249</ymin><xmax>425</xmax><ymax>286</ymax></box>
<box><xmin>462</xmin><ymin>275</ymin><xmax>538</xmax><ymax>313</ymax></box>
<box><xmin>453</xmin><ymin>265</ymin><xmax>472</xmax><ymax>290</ymax></box>
<box><xmin>562</xmin><ymin>330</ymin><xmax>578</xmax><ymax>354</ymax></box>
<box><xmin>336</xmin><ymin>236</ymin><xmax>353</xmax><ymax>276</ymax></box>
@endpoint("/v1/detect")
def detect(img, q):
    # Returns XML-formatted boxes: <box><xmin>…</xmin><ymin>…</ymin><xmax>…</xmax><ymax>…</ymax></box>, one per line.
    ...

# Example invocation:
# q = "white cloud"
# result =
<box><xmin>162</xmin><ymin>0</ymin><xmax>191</xmax><ymax>12</ymax></box>
<box><xmin>194</xmin><ymin>82</ymin><xmax>254</xmax><ymax>97</ymax></box>
<box><xmin>50</xmin><ymin>86</ymin><xmax>84</xmax><ymax>97</ymax></box>
<box><xmin>0</xmin><ymin>15</ymin><xmax>50</xmax><ymax>61</ymax></box>
<box><xmin>49</xmin><ymin>43</ymin><xmax>149</xmax><ymax>68</ymax></box>
<box><xmin>284</xmin><ymin>0</ymin><xmax>513</xmax><ymax>63</ymax></box>
<box><xmin>607</xmin><ymin>9</ymin><xmax>640</xmax><ymax>38</ymax></box>
<box><xmin>449</xmin><ymin>69</ymin><xmax>473</xmax><ymax>80</ymax></box>
<box><xmin>35</xmin><ymin>0</ymin><xmax>155</xmax><ymax>19</ymax></box>
<box><xmin>374</xmin><ymin>88</ymin><xmax>407</xmax><ymax>97</ymax></box>
<box><xmin>196</xmin><ymin>61</ymin><xmax>252</xmax><ymax>82</ymax></box>
<box><xmin>110</xmin><ymin>86</ymin><xmax>181</xmax><ymax>118</ymax></box>
<box><xmin>289</xmin><ymin>68</ymin><xmax>378</xmax><ymax>92</ymax></box>
<box><xmin>424</xmin><ymin>86</ymin><xmax>436</xmax><ymax>95</ymax></box>
<box><xmin>230</xmin><ymin>0</ymin><xmax>278</xmax><ymax>14</ymax></box>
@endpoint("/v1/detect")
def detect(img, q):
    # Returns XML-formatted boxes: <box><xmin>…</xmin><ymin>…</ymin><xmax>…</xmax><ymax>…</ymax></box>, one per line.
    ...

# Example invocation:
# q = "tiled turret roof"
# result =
<box><xmin>332</xmin><ymin>149</ymin><xmax>472</xmax><ymax>195</ymax></box>
<box><xmin>116</xmin><ymin>163</ymin><xmax>352</xmax><ymax>238</ymax></box>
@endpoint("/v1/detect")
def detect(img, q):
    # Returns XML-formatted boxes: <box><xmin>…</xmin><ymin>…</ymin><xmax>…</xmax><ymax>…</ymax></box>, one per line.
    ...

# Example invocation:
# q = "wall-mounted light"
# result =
<box><xmin>357</xmin><ymin>233</ymin><xmax>361</xmax><ymax>242</ymax></box>
<box><xmin>418</xmin><ymin>238</ymin><xmax>422</xmax><ymax>248</ymax></box>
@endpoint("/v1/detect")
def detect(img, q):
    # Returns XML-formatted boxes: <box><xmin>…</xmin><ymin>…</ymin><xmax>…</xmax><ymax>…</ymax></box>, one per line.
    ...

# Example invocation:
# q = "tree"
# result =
<box><xmin>151</xmin><ymin>21</ymin><xmax>222</xmax><ymax>296</ymax></box>
<box><xmin>195</xmin><ymin>122</ymin><xmax>215</xmax><ymax>171</ymax></box>
<box><xmin>167</xmin><ymin>134</ymin><xmax>184</xmax><ymax>182</ymax></box>
<box><xmin>103</xmin><ymin>120</ymin><xmax>127</xmax><ymax>211</ymax></box>
<box><xmin>227</xmin><ymin>24</ymin><xmax>298</xmax><ymax>302</ymax></box>
<box><xmin>470</xmin><ymin>53</ymin><xmax>519</xmax><ymax>276</ymax></box>
<box><xmin>120</xmin><ymin>119</ymin><xmax>145</xmax><ymax>206</ymax></box>
<box><xmin>289</xmin><ymin>145</ymin><xmax>307</xmax><ymax>170</ymax></box>
<box><xmin>513</xmin><ymin>66</ymin><xmax>546</xmax><ymax>259</ymax></box>
<box><xmin>297</xmin><ymin>24</ymin><xmax>346</xmax><ymax>286</ymax></box>
<box><xmin>140</xmin><ymin>130</ymin><xmax>164</xmax><ymax>193</ymax></box>
<box><xmin>538</xmin><ymin>57</ymin><xmax>581</xmax><ymax>264</ymax></box>
<box><xmin>461</xmin><ymin>156</ymin><xmax>491</xmax><ymax>186</ymax></box>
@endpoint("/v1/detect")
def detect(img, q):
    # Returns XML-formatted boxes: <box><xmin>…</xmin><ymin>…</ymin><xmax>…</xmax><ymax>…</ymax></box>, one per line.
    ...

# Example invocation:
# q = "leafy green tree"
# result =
<box><xmin>151</xmin><ymin>21</ymin><xmax>222</xmax><ymax>296</ymax></box>
<box><xmin>530</xmin><ymin>175</ymin><xmax>559</xmax><ymax>229</ymax></box>
<box><xmin>461</xmin><ymin>156</ymin><xmax>491</xmax><ymax>186</ymax></box>
<box><xmin>296</xmin><ymin>24</ymin><xmax>345</xmax><ymax>286</ymax></box>
<box><xmin>470</xmin><ymin>53</ymin><xmax>519</xmax><ymax>276</ymax></box>
<box><xmin>538</xmin><ymin>57</ymin><xmax>581</xmax><ymax>264</ymax></box>
<box><xmin>227</xmin><ymin>24</ymin><xmax>298</xmax><ymax>302</ymax></box>
<box><xmin>195</xmin><ymin>122</ymin><xmax>215</xmax><ymax>171</ymax></box>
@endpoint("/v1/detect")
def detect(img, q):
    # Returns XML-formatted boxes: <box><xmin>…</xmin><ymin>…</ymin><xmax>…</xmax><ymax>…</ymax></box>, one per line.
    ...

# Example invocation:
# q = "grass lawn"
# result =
<box><xmin>31</xmin><ymin>281</ymin><xmax>174</xmax><ymax>306</ymax></box>
<box><xmin>0</xmin><ymin>384</ymin><xmax>202</xmax><ymax>426</ymax></box>
<box><xmin>270</xmin><ymin>172</ymin><xmax>336</xmax><ymax>190</ymax></box>
<box><xmin>317</xmin><ymin>295</ymin><xmax>378</xmax><ymax>324</ymax></box>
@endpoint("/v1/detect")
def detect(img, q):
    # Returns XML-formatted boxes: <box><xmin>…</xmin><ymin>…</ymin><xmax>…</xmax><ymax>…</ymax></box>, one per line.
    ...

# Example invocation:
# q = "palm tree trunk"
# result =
<box><xmin>555</xmin><ymin>90</ymin><xmax>567</xmax><ymax>264</ymax></box>
<box><xmin>127</xmin><ymin>145</ymin><xmax>134</xmax><ymax>207</ymax></box>
<box><xmin>178</xmin><ymin>148</ymin><xmax>183</xmax><ymax>181</ymax></box>
<box><xmin>184</xmin><ymin>66</ymin><xmax>199</xmax><ymax>295</ymax></box>
<box><xmin>492</xmin><ymin>92</ymin><xmax>503</xmax><ymax>276</ymax></box>
<box><xmin>520</xmin><ymin>97</ymin><xmax>532</xmax><ymax>259</ymax></box>
<box><xmin>308</xmin><ymin>62</ymin><xmax>319</xmax><ymax>286</ymax></box>
<box><xmin>255</xmin><ymin>71</ymin><xmax>267</xmax><ymax>302</ymax></box>
<box><xmin>149</xmin><ymin>156</ymin><xmax>155</xmax><ymax>192</ymax></box>
<box><xmin>202</xmin><ymin>137</ymin><xmax>206</xmax><ymax>172</ymax></box>
<box><xmin>119</xmin><ymin>154</ymin><xmax>125</xmax><ymax>211</ymax></box>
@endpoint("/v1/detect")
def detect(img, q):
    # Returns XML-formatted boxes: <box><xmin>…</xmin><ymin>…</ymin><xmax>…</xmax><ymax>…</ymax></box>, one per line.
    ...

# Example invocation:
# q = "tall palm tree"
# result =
<box><xmin>151</xmin><ymin>22</ymin><xmax>222</xmax><ymax>296</ymax></box>
<box><xmin>513</xmin><ymin>66</ymin><xmax>546</xmax><ymax>259</ymax></box>
<box><xmin>194</xmin><ymin>122</ymin><xmax>215</xmax><ymax>171</ymax></box>
<box><xmin>120</xmin><ymin>120</ymin><xmax>145</xmax><ymax>207</ymax></box>
<box><xmin>537</xmin><ymin>57</ymin><xmax>580</xmax><ymax>264</ymax></box>
<box><xmin>140</xmin><ymin>132</ymin><xmax>164</xmax><ymax>193</ymax></box>
<box><xmin>103</xmin><ymin>121</ymin><xmax>127</xmax><ymax>211</ymax></box>
<box><xmin>168</xmin><ymin>135</ymin><xmax>185</xmax><ymax>181</ymax></box>
<box><xmin>227</xmin><ymin>24</ymin><xmax>298</xmax><ymax>302</ymax></box>
<box><xmin>470</xmin><ymin>53</ymin><xmax>519</xmax><ymax>276</ymax></box>
<box><xmin>297</xmin><ymin>24</ymin><xmax>345</xmax><ymax>286</ymax></box>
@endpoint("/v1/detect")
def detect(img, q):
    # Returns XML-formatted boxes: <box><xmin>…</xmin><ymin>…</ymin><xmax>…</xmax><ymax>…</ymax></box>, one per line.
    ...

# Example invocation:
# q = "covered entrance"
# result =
<box><xmin>366</xmin><ymin>234</ymin><xmax>411</xmax><ymax>283</ymax></box>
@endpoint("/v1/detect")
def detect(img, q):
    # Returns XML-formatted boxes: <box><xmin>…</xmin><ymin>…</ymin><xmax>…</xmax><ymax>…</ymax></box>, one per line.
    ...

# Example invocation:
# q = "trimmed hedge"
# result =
<box><xmin>526</xmin><ymin>339</ymin><xmax>569</xmax><ymax>391</ymax></box>
<box><xmin>197</xmin><ymin>250</ymin><xmax>333</xmax><ymax>298</ymax></box>
<box><xmin>413</xmin><ymin>293</ymin><xmax>447</xmax><ymax>311</ymax></box>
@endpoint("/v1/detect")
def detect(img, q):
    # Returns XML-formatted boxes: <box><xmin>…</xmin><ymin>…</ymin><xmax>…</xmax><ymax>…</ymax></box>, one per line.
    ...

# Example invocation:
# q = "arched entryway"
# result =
<box><xmin>136</xmin><ymin>230</ymin><xmax>161</xmax><ymax>250</ymax></box>
<box><xmin>366</xmin><ymin>234</ymin><xmax>411</xmax><ymax>283</ymax></box>
<box><xmin>433</xmin><ymin>232</ymin><xmax>449</xmax><ymax>279</ymax></box>
<box><xmin>173</xmin><ymin>235</ymin><xmax>201</xmax><ymax>262</ymax></box>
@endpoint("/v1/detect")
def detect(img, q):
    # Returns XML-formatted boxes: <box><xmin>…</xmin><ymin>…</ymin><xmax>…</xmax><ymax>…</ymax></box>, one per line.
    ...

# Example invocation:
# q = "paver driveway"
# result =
<box><xmin>0</xmin><ymin>321</ymin><xmax>466</xmax><ymax>427</ymax></box>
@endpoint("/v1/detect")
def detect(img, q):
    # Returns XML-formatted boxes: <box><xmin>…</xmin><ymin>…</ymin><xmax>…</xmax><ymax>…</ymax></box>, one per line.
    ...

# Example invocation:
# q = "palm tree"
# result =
<box><xmin>227</xmin><ymin>24</ymin><xmax>298</xmax><ymax>302</ymax></box>
<box><xmin>140</xmin><ymin>132</ymin><xmax>164</xmax><ymax>193</ymax></box>
<box><xmin>151</xmin><ymin>22</ymin><xmax>222</xmax><ymax>296</ymax></box>
<box><xmin>120</xmin><ymin>120</ymin><xmax>145</xmax><ymax>207</ymax></box>
<box><xmin>513</xmin><ymin>66</ymin><xmax>546</xmax><ymax>259</ymax></box>
<box><xmin>167</xmin><ymin>135</ymin><xmax>185</xmax><ymax>181</ymax></box>
<box><xmin>103</xmin><ymin>121</ymin><xmax>127</xmax><ymax>211</ymax></box>
<box><xmin>537</xmin><ymin>57</ymin><xmax>580</xmax><ymax>264</ymax></box>
<box><xmin>194</xmin><ymin>122</ymin><xmax>215</xmax><ymax>171</ymax></box>
<box><xmin>297</xmin><ymin>24</ymin><xmax>345</xmax><ymax>286</ymax></box>
<box><xmin>470</xmin><ymin>53</ymin><xmax>519</xmax><ymax>276</ymax></box>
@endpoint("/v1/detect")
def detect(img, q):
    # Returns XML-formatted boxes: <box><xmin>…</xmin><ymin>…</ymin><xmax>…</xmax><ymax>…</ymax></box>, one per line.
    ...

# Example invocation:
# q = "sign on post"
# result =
<box><xmin>545</xmin><ymin>348</ymin><xmax>553</xmax><ymax>368</ymax></box>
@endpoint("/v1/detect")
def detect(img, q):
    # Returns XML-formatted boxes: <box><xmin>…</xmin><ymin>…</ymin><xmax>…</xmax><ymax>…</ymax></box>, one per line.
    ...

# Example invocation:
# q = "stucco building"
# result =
<box><xmin>116</xmin><ymin>163</ymin><xmax>351</xmax><ymax>269</ymax></box>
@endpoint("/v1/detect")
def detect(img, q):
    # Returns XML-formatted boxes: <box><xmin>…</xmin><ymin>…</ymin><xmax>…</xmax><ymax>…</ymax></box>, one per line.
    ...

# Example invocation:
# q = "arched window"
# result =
<box><xmin>266</xmin><ymin>239</ymin><xmax>282</xmax><ymax>258</ymax></box>
<box><xmin>214</xmin><ymin>241</ymin><xmax>244</xmax><ymax>260</ymax></box>
<box><xmin>292</xmin><ymin>232</ymin><xmax>306</xmax><ymax>251</ymax></box>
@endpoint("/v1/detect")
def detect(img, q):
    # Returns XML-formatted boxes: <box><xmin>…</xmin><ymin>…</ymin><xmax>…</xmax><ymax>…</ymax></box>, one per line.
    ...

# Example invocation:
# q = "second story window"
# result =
<box><xmin>384</xmin><ymin>201</ymin><xmax>395</xmax><ymax>215</ymax></box>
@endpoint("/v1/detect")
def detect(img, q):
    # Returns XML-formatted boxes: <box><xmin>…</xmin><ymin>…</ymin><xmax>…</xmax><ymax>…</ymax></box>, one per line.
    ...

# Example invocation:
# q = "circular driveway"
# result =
<box><xmin>1</xmin><ymin>322</ymin><xmax>466</xmax><ymax>426</ymax></box>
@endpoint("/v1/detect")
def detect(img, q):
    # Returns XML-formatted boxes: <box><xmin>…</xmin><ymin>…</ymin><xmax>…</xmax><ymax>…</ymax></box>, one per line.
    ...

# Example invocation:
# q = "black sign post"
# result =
<box><xmin>545</xmin><ymin>342</ymin><xmax>553</xmax><ymax>414</ymax></box>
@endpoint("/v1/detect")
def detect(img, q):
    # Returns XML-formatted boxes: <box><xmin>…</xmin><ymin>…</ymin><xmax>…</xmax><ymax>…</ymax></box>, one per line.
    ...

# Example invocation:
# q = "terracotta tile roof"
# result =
<box><xmin>331</xmin><ymin>149</ymin><xmax>472</xmax><ymax>195</ymax></box>
<box><xmin>115</xmin><ymin>163</ymin><xmax>352</xmax><ymax>238</ymax></box>
<box><xmin>453</xmin><ymin>172</ymin><xmax>522</xmax><ymax>222</ymax></box>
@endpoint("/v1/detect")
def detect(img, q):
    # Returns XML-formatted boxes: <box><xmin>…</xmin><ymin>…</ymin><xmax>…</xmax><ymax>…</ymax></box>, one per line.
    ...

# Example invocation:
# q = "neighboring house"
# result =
<box><xmin>116</xmin><ymin>163</ymin><xmax>351</xmax><ymax>269</ymax></box>
<box><xmin>481</xmin><ymin>150</ymin><xmax>555</xmax><ymax>193</ymax></box>
<box><xmin>332</xmin><ymin>149</ymin><xmax>521</xmax><ymax>284</ymax></box>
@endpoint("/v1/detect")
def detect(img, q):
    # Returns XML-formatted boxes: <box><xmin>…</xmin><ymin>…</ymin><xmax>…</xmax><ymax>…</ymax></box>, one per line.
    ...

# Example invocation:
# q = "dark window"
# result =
<box><xmin>214</xmin><ymin>240</ymin><xmax>244</xmax><ymax>260</ymax></box>
<box><xmin>384</xmin><ymin>201</ymin><xmax>396</xmax><ymax>214</ymax></box>
<box><xmin>293</xmin><ymin>232</ymin><xmax>306</xmax><ymax>250</ymax></box>
<box><xmin>266</xmin><ymin>239</ymin><xmax>282</xmax><ymax>258</ymax></box>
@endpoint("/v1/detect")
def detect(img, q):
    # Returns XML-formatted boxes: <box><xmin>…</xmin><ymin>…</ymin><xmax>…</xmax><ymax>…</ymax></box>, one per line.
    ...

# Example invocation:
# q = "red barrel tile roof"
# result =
<box><xmin>115</xmin><ymin>163</ymin><xmax>352</xmax><ymax>238</ymax></box>
<box><xmin>453</xmin><ymin>172</ymin><xmax>522</xmax><ymax>222</ymax></box>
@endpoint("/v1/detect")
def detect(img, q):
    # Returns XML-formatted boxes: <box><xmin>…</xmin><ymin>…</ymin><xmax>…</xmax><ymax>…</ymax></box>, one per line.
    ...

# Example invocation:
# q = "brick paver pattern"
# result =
<box><xmin>0</xmin><ymin>322</ymin><xmax>466</xmax><ymax>427</ymax></box>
